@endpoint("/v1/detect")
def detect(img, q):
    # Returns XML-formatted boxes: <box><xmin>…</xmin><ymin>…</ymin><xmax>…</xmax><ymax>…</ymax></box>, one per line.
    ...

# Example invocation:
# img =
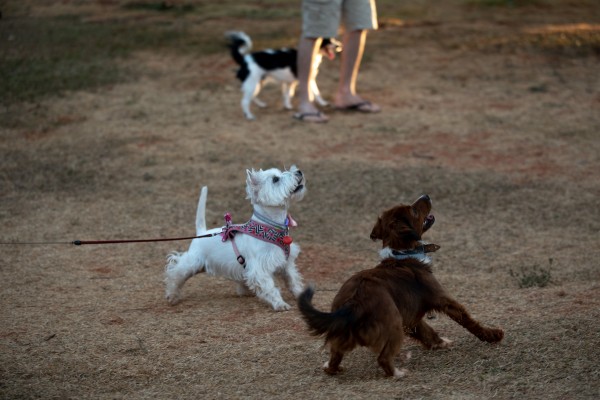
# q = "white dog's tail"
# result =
<box><xmin>196</xmin><ymin>186</ymin><xmax>208</xmax><ymax>235</ymax></box>
<box><xmin>225</xmin><ymin>31</ymin><xmax>252</xmax><ymax>65</ymax></box>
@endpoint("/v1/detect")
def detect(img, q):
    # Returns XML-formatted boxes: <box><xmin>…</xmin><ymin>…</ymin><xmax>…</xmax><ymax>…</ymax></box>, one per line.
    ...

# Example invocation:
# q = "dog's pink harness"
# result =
<box><xmin>220</xmin><ymin>213</ymin><xmax>294</xmax><ymax>267</ymax></box>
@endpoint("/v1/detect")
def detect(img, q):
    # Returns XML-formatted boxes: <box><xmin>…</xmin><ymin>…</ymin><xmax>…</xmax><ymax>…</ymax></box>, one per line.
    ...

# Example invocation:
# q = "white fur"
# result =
<box><xmin>393</xmin><ymin>368</ymin><xmax>407</xmax><ymax>378</ymax></box>
<box><xmin>164</xmin><ymin>165</ymin><xmax>306</xmax><ymax>311</ymax></box>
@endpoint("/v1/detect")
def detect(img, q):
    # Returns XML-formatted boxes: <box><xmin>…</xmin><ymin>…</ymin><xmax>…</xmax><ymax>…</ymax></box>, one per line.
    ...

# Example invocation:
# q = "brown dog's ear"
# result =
<box><xmin>370</xmin><ymin>217</ymin><xmax>383</xmax><ymax>241</ymax></box>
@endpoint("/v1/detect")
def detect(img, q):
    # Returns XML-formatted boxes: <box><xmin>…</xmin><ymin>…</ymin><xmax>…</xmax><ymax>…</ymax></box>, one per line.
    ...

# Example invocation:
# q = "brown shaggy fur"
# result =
<box><xmin>298</xmin><ymin>195</ymin><xmax>504</xmax><ymax>377</ymax></box>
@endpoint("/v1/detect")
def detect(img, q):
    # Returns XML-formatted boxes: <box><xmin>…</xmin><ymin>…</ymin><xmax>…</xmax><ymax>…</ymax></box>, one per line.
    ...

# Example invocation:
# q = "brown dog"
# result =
<box><xmin>298</xmin><ymin>195</ymin><xmax>504</xmax><ymax>378</ymax></box>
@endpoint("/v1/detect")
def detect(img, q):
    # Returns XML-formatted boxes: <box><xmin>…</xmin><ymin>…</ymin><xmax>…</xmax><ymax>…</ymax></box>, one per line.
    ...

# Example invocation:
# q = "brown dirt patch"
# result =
<box><xmin>1</xmin><ymin>1</ymin><xmax>599</xmax><ymax>399</ymax></box>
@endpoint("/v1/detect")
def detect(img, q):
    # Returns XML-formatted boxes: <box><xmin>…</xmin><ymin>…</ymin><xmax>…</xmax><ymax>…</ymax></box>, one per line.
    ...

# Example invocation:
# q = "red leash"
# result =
<box><xmin>0</xmin><ymin>233</ymin><xmax>219</xmax><ymax>246</ymax></box>
<box><xmin>72</xmin><ymin>232</ymin><xmax>219</xmax><ymax>245</ymax></box>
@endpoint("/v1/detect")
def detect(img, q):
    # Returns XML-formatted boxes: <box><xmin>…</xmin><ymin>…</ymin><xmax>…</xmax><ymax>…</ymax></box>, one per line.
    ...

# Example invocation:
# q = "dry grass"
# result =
<box><xmin>1</xmin><ymin>1</ymin><xmax>599</xmax><ymax>399</ymax></box>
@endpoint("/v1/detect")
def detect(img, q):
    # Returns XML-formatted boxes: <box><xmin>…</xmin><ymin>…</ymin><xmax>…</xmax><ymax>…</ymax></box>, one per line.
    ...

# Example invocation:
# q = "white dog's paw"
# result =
<box><xmin>254</xmin><ymin>98</ymin><xmax>267</xmax><ymax>108</ymax></box>
<box><xmin>164</xmin><ymin>279</ymin><xmax>180</xmax><ymax>305</ymax></box>
<box><xmin>165</xmin><ymin>292</ymin><xmax>181</xmax><ymax>306</ymax></box>
<box><xmin>273</xmin><ymin>302</ymin><xmax>291</xmax><ymax>311</ymax></box>
<box><xmin>164</xmin><ymin>268</ymin><xmax>183</xmax><ymax>305</ymax></box>
<box><xmin>290</xmin><ymin>284</ymin><xmax>304</xmax><ymax>299</ymax></box>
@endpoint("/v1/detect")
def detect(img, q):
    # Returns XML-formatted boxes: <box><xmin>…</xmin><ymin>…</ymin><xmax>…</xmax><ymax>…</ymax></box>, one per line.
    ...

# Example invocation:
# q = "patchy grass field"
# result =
<box><xmin>1</xmin><ymin>1</ymin><xmax>599</xmax><ymax>398</ymax></box>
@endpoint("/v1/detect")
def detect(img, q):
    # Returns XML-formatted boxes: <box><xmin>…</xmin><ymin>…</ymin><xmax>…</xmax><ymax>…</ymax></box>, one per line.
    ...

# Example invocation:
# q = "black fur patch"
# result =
<box><xmin>251</xmin><ymin>49</ymin><xmax>298</xmax><ymax>77</ymax></box>
<box><xmin>236</xmin><ymin>63</ymin><xmax>250</xmax><ymax>82</ymax></box>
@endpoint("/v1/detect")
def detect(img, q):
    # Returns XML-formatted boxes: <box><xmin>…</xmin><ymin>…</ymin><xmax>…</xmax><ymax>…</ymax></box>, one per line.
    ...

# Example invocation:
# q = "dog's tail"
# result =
<box><xmin>298</xmin><ymin>286</ymin><xmax>357</xmax><ymax>344</ymax></box>
<box><xmin>225</xmin><ymin>31</ymin><xmax>252</xmax><ymax>66</ymax></box>
<box><xmin>195</xmin><ymin>186</ymin><xmax>208</xmax><ymax>235</ymax></box>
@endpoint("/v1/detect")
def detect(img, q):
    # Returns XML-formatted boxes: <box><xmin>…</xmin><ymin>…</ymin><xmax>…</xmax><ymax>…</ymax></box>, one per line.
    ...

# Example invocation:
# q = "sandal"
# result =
<box><xmin>334</xmin><ymin>100</ymin><xmax>381</xmax><ymax>113</ymax></box>
<box><xmin>293</xmin><ymin>111</ymin><xmax>329</xmax><ymax>123</ymax></box>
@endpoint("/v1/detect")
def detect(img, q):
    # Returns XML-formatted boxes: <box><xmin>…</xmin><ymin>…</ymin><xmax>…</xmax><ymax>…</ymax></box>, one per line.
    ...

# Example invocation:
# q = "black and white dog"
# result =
<box><xmin>226</xmin><ymin>31</ymin><xmax>341</xmax><ymax>120</ymax></box>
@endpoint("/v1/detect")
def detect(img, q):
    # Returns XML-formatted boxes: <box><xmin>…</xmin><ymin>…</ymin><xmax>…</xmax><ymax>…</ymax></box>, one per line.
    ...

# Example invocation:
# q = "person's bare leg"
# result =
<box><xmin>334</xmin><ymin>29</ymin><xmax>381</xmax><ymax>113</ymax></box>
<box><xmin>296</xmin><ymin>36</ymin><xmax>329</xmax><ymax>122</ymax></box>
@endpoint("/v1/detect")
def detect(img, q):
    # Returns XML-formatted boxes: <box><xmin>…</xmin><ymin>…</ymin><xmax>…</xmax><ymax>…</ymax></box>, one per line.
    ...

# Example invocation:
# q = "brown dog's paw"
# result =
<box><xmin>431</xmin><ymin>337</ymin><xmax>453</xmax><ymax>350</ymax></box>
<box><xmin>323</xmin><ymin>361</ymin><xmax>343</xmax><ymax>375</ymax></box>
<box><xmin>393</xmin><ymin>368</ymin><xmax>408</xmax><ymax>378</ymax></box>
<box><xmin>481</xmin><ymin>328</ymin><xmax>504</xmax><ymax>343</ymax></box>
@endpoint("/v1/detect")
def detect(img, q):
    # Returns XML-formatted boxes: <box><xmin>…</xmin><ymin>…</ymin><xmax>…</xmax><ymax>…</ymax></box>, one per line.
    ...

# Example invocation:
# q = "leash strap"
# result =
<box><xmin>230</xmin><ymin>236</ymin><xmax>246</xmax><ymax>267</ymax></box>
<box><xmin>222</xmin><ymin>213</ymin><xmax>246</xmax><ymax>267</ymax></box>
<box><xmin>71</xmin><ymin>232</ymin><xmax>220</xmax><ymax>245</ymax></box>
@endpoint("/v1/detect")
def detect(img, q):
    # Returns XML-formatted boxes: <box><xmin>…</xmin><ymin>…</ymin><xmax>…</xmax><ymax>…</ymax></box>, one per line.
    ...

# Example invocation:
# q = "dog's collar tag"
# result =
<box><xmin>392</xmin><ymin>243</ymin><xmax>440</xmax><ymax>257</ymax></box>
<box><xmin>391</xmin><ymin>243</ymin><xmax>440</xmax><ymax>256</ymax></box>
<box><xmin>383</xmin><ymin>243</ymin><xmax>440</xmax><ymax>263</ymax></box>
<box><xmin>285</xmin><ymin>214</ymin><xmax>297</xmax><ymax>228</ymax></box>
<box><xmin>422</xmin><ymin>244</ymin><xmax>440</xmax><ymax>253</ymax></box>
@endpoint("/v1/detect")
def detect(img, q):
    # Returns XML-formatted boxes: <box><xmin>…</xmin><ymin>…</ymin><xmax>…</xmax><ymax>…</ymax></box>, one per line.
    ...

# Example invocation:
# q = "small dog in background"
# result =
<box><xmin>164</xmin><ymin>165</ymin><xmax>307</xmax><ymax>311</ymax></box>
<box><xmin>298</xmin><ymin>195</ymin><xmax>504</xmax><ymax>377</ymax></box>
<box><xmin>226</xmin><ymin>31</ymin><xmax>341</xmax><ymax>120</ymax></box>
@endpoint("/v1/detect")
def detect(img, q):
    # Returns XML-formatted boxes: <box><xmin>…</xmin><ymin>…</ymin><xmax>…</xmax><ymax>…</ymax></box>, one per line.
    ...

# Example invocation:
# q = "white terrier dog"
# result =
<box><xmin>164</xmin><ymin>166</ymin><xmax>306</xmax><ymax>311</ymax></box>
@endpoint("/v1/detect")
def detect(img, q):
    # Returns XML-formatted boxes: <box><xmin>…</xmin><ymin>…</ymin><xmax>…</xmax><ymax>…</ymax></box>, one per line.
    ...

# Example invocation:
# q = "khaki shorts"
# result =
<box><xmin>302</xmin><ymin>0</ymin><xmax>378</xmax><ymax>39</ymax></box>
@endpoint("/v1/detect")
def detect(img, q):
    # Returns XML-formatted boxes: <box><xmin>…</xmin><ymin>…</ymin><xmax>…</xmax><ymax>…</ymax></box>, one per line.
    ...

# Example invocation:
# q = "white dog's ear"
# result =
<box><xmin>246</xmin><ymin>169</ymin><xmax>259</xmax><ymax>200</ymax></box>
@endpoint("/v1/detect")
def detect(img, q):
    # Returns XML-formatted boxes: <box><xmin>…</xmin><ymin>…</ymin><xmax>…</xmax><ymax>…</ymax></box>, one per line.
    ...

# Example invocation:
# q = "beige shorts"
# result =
<box><xmin>302</xmin><ymin>0</ymin><xmax>378</xmax><ymax>39</ymax></box>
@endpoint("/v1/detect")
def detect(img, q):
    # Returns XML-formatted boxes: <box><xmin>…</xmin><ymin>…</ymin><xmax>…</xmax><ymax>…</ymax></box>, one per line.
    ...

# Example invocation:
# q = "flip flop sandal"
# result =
<box><xmin>293</xmin><ymin>112</ymin><xmax>328</xmax><ymax>123</ymax></box>
<box><xmin>335</xmin><ymin>101</ymin><xmax>381</xmax><ymax>113</ymax></box>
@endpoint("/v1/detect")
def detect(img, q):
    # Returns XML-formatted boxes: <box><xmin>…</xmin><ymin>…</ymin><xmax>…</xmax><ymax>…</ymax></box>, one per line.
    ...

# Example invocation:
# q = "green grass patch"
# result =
<box><xmin>0</xmin><ymin>13</ymin><xmax>222</xmax><ymax>107</ymax></box>
<box><xmin>122</xmin><ymin>1</ymin><xmax>196</xmax><ymax>14</ymax></box>
<box><xmin>2</xmin><ymin>16</ymin><xmax>121</xmax><ymax>105</ymax></box>
<box><xmin>0</xmin><ymin>2</ymin><xmax>302</xmax><ymax>127</ymax></box>
<box><xmin>510</xmin><ymin>259</ymin><xmax>554</xmax><ymax>288</ymax></box>
<box><xmin>120</xmin><ymin>1</ymin><xmax>299</xmax><ymax>20</ymax></box>
<box><xmin>464</xmin><ymin>0</ymin><xmax>543</xmax><ymax>7</ymax></box>
<box><xmin>0</xmin><ymin>1</ymin><xmax>300</xmax><ymax>108</ymax></box>
<box><xmin>190</xmin><ymin>1</ymin><xmax>299</xmax><ymax>20</ymax></box>
<box><xmin>462</xmin><ymin>23</ymin><xmax>600</xmax><ymax>57</ymax></box>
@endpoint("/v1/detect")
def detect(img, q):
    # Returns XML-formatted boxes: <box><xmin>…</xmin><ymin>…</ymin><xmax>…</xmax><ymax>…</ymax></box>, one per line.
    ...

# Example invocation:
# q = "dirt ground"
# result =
<box><xmin>1</xmin><ymin>1</ymin><xmax>599</xmax><ymax>399</ymax></box>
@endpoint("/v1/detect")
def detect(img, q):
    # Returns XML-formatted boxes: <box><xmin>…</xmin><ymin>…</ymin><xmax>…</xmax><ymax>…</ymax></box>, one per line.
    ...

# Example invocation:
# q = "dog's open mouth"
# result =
<box><xmin>326</xmin><ymin>48</ymin><xmax>336</xmax><ymax>60</ymax></box>
<box><xmin>293</xmin><ymin>184</ymin><xmax>304</xmax><ymax>194</ymax></box>
<box><xmin>423</xmin><ymin>214</ymin><xmax>435</xmax><ymax>232</ymax></box>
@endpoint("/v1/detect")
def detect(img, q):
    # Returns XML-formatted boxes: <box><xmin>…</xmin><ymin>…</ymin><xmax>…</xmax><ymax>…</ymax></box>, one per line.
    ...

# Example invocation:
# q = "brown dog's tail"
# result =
<box><xmin>298</xmin><ymin>286</ymin><xmax>356</xmax><ymax>343</ymax></box>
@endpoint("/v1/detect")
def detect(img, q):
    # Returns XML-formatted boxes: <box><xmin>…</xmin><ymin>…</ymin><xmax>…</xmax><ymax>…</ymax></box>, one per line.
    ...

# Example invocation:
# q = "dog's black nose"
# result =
<box><xmin>421</xmin><ymin>194</ymin><xmax>430</xmax><ymax>201</ymax></box>
<box><xmin>296</xmin><ymin>170</ymin><xmax>303</xmax><ymax>177</ymax></box>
